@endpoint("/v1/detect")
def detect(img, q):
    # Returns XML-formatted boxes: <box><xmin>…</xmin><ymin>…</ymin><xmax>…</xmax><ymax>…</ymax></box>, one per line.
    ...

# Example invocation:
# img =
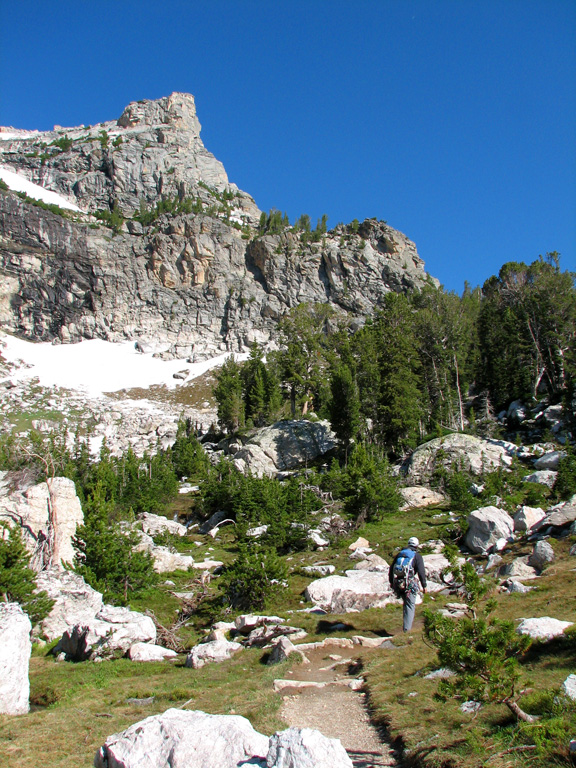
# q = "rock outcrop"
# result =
<box><xmin>0</xmin><ymin>474</ymin><xmax>83</xmax><ymax>569</ymax></box>
<box><xmin>401</xmin><ymin>434</ymin><xmax>516</xmax><ymax>485</ymax></box>
<box><xmin>0</xmin><ymin>603</ymin><xmax>31</xmax><ymax>715</ymax></box>
<box><xmin>464</xmin><ymin>506</ymin><xmax>514</xmax><ymax>554</ymax></box>
<box><xmin>230</xmin><ymin>419</ymin><xmax>337</xmax><ymax>477</ymax></box>
<box><xmin>94</xmin><ymin>709</ymin><xmax>353</xmax><ymax>768</ymax></box>
<box><xmin>0</xmin><ymin>93</ymin><xmax>434</xmax><ymax>357</ymax></box>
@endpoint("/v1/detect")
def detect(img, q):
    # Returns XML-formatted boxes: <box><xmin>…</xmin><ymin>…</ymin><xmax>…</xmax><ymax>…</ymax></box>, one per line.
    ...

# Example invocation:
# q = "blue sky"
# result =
<box><xmin>1</xmin><ymin>0</ymin><xmax>574</xmax><ymax>293</ymax></box>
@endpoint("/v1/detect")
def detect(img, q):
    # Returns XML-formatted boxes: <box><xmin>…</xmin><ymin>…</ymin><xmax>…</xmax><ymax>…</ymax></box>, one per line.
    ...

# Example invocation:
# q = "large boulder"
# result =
<box><xmin>0</xmin><ymin>603</ymin><xmax>31</xmax><ymax>715</ymax></box>
<box><xmin>58</xmin><ymin>606</ymin><xmax>156</xmax><ymax>660</ymax></box>
<box><xmin>184</xmin><ymin>637</ymin><xmax>242</xmax><ymax>669</ymax></box>
<box><xmin>401</xmin><ymin>434</ymin><xmax>516</xmax><ymax>485</ymax></box>
<box><xmin>533</xmin><ymin>451</ymin><xmax>566</xmax><ymax>470</ymax></box>
<box><xmin>94</xmin><ymin>709</ymin><xmax>352</xmax><ymax>768</ymax></box>
<box><xmin>498</xmin><ymin>556</ymin><xmax>539</xmax><ymax>580</ymax></box>
<box><xmin>0</xmin><ymin>475</ymin><xmax>83</xmax><ymax>569</ymax></box>
<box><xmin>522</xmin><ymin>470</ymin><xmax>557</xmax><ymax>489</ymax></box>
<box><xmin>464</xmin><ymin>506</ymin><xmax>514</xmax><ymax>554</ymax></box>
<box><xmin>517</xmin><ymin>617</ymin><xmax>573</xmax><ymax>641</ymax></box>
<box><xmin>232</xmin><ymin>420</ymin><xmax>337</xmax><ymax>478</ymax></box>
<box><xmin>537</xmin><ymin>499</ymin><xmax>576</xmax><ymax>531</ymax></box>
<box><xmin>132</xmin><ymin>530</ymin><xmax>195</xmax><ymax>572</ymax></box>
<box><xmin>36</xmin><ymin>568</ymin><xmax>103</xmax><ymax>641</ymax></box>
<box><xmin>399</xmin><ymin>486</ymin><xmax>446</xmax><ymax>510</ymax></box>
<box><xmin>139</xmin><ymin>512</ymin><xmax>187</xmax><ymax>537</ymax></box>
<box><xmin>513</xmin><ymin>506</ymin><xmax>546</xmax><ymax>533</ymax></box>
<box><xmin>304</xmin><ymin>570</ymin><xmax>394</xmax><ymax>613</ymax></box>
<box><xmin>267</xmin><ymin>727</ymin><xmax>353</xmax><ymax>768</ymax></box>
<box><xmin>528</xmin><ymin>540</ymin><xmax>555</xmax><ymax>570</ymax></box>
<box><xmin>94</xmin><ymin>709</ymin><xmax>270</xmax><ymax>768</ymax></box>
<box><xmin>128</xmin><ymin>643</ymin><xmax>178</xmax><ymax>662</ymax></box>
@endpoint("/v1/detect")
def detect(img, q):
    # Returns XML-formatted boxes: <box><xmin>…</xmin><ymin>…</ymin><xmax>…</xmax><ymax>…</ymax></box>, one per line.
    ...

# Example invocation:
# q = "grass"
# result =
<box><xmin>0</xmin><ymin>650</ymin><xmax>289</xmax><ymax>768</ymax></box>
<box><xmin>363</xmin><ymin>536</ymin><xmax>576</xmax><ymax>768</ymax></box>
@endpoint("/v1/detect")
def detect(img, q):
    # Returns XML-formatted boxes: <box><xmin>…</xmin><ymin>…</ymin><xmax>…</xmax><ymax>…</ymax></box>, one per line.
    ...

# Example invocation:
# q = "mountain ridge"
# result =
<box><xmin>0</xmin><ymin>92</ymin><xmax>437</xmax><ymax>359</ymax></box>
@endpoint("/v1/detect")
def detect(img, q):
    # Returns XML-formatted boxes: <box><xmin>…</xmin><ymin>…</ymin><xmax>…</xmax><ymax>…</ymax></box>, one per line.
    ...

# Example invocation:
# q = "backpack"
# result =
<box><xmin>392</xmin><ymin>548</ymin><xmax>416</xmax><ymax>595</ymax></box>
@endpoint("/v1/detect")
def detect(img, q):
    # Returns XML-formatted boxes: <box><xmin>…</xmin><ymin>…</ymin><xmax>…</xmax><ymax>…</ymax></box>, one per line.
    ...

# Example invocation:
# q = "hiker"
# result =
<box><xmin>389</xmin><ymin>536</ymin><xmax>427</xmax><ymax>632</ymax></box>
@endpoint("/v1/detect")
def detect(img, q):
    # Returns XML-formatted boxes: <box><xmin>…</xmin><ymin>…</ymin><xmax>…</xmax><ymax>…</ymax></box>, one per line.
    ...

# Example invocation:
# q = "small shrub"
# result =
<box><xmin>219</xmin><ymin>544</ymin><xmax>287</xmax><ymax>611</ymax></box>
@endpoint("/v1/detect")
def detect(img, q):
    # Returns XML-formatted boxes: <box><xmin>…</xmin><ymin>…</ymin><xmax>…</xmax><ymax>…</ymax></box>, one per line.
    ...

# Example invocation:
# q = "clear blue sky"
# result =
<box><xmin>1</xmin><ymin>0</ymin><xmax>574</xmax><ymax>293</ymax></box>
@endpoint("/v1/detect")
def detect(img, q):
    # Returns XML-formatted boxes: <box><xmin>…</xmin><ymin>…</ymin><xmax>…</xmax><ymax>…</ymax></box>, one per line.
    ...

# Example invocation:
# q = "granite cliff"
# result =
<box><xmin>0</xmin><ymin>93</ymin><xmax>436</xmax><ymax>358</ymax></box>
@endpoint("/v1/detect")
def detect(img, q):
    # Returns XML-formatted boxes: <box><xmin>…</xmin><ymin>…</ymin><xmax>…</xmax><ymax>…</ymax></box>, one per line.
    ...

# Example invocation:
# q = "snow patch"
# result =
<box><xmin>0</xmin><ymin>165</ymin><xmax>83</xmax><ymax>212</ymax></box>
<box><xmin>0</xmin><ymin>335</ymin><xmax>247</xmax><ymax>397</ymax></box>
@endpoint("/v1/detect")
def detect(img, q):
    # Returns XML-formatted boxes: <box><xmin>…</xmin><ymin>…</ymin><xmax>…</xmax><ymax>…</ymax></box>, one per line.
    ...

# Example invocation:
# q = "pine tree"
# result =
<box><xmin>0</xmin><ymin>524</ymin><xmax>54</xmax><ymax>624</ymax></box>
<box><xmin>329</xmin><ymin>363</ymin><xmax>361</xmax><ymax>450</ymax></box>
<box><xmin>214</xmin><ymin>355</ymin><xmax>245</xmax><ymax>433</ymax></box>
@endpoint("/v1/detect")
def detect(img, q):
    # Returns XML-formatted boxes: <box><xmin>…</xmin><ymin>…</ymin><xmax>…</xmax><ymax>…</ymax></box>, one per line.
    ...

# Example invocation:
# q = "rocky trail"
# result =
<box><xmin>277</xmin><ymin>643</ymin><xmax>399</xmax><ymax>767</ymax></box>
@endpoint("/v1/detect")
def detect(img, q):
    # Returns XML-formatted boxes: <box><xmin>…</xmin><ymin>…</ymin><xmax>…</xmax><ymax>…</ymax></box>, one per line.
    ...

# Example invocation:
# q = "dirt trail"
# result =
<box><xmin>277</xmin><ymin>643</ymin><xmax>399</xmax><ymax>767</ymax></box>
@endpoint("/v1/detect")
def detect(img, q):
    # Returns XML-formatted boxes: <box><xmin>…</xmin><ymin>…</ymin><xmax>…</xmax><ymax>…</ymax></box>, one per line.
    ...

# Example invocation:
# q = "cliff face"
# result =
<box><xmin>0</xmin><ymin>93</ymin><xmax>436</xmax><ymax>359</ymax></box>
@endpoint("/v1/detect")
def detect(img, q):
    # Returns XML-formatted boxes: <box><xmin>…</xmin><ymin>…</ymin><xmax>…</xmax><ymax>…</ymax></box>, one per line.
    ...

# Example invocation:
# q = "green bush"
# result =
<box><xmin>0</xmin><ymin>524</ymin><xmax>54</xmax><ymax>624</ymax></box>
<box><xmin>219</xmin><ymin>544</ymin><xmax>287</xmax><ymax>611</ymax></box>
<box><xmin>553</xmin><ymin>448</ymin><xmax>576</xmax><ymax>500</ymax></box>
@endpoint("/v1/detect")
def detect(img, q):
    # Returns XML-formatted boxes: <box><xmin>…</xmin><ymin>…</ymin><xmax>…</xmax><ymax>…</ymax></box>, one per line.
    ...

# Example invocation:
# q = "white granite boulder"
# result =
<box><xmin>128</xmin><ymin>643</ymin><xmax>178</xmax><ymax>662</ymax></box>
<box><xmin>498</xmin><ymin>557</ymin><xmax>539</xmax><ymax>580</ymax></box>
<box><xmin>400</xmin><ymin>486</ymin><xmax>446</xmax><ymax>510</ymax></box>
<box><xmin>305</xmin><ymin>571</ymin><xmax>394</xmax><ymax>613</ymax></box>
<box><xmin>353</xmin><ymin>554</ymin><xmax>389</xmax><ymax>572</ymax></box>
<box><xmin>302</xmin><ymin>564</ymin><xmax>336</xmax><ymax>577</ymax></box>
<box><xmin>401</xmin><ymin>434</ymin><xmax>516</xmax><ymax>485</ymax></box>
<box><xmin>533</xmin><ymin>451</ymin><xmax>566</xmax><ymax>471</ymax></box>
<box><xmin>523</xmin><ymin>470</ymin><xmax>557</xmax><ymax>489</ymax></box>
<box><xmin>58</xmin><ymin>606</ymin><xmax>156</xmax><ymax>660</ymax></box>
<box><xmin>267</xmin><ymin>727</ymin><xmax>353</xmax><ymax>768</ymax></box>
<box><xmin>0</xmin><ymin>603</ymin><xmax>31</xmax><ymax>715</ymax></box>
<box><xmin>185</xmin><ymin>637</ymin><xmax>242</xmax><ymax>669</ymax></box>
<box><xmin>513</xmin><ymin>506</ymin><xmax>546</xmax><ymax>533</ymax></box>
<box><xmin>528</xmin><ymin>540</ymin><xmax>555</xmax><ymax>570</ymax></box>
<box><xmin>0</xmin><ymin>476</ymin><xmax>83</xmax><ymax>569</ymax></box>
<box><xmin>464</xmin><ymin>506</ymin><xmax>514</xmax><ymax>554</ymax></box>
<box><xmin>517</xmin><ymin>617</ymin><xmax>573</xmax><ymax>641</ymax></box>
<box><xmin>36</xmin><ymin>568</ymin><xmax>104</xmax><ymax>641</ymax></box>
<box><xmin>94</xmin><ymin>708</ymin><xmax>270</xmax><ymax>768</ymax></box>
<box><xmin>139</xmin><ymin>512</ymin><xmax>187</xmax><ymax>537</ymax></box>
<box><xmin>562</xmin><ymin>674</ymin><xmax>576</xmax><ymax>701</ymax></box>
<box><xmin>232</xmin><ymin>419</ymin><xmax>337</xmax><ymax>478</ymax></box>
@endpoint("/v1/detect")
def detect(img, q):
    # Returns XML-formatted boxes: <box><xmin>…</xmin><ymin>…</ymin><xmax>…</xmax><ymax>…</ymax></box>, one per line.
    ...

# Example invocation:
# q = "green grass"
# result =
<box><xmin>0</xmin><ymin>650</ymin><xmax>289</xmax><ymax>768</ymax></box>
<box><xmin>363</xmin><ymin>537</ymin><xmax>576</xmax><ymax>768</ymax></box>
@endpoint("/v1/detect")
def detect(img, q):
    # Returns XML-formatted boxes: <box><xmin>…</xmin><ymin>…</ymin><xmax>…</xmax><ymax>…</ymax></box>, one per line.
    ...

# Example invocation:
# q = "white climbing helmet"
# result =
<box><xmin>408</xmin><ymin>536</ymin><xmax>420</xmax><ymax>548</ymax></box>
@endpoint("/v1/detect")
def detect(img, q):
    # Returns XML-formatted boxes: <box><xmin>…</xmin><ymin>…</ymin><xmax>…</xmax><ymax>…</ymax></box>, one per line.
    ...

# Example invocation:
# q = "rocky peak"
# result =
<box><xmin>117</xmin><ymin>92</ymin><xmax>201</xmax><ymax>133</ymax></box>
<box><xmin>0</xmin><ymin>93</ymin><xmax>438</xmax><ymax>358</ymax></box>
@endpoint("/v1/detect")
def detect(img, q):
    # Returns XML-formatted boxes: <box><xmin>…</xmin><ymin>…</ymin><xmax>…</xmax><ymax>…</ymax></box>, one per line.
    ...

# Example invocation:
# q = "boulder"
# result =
<box><xmin>533</xmin><ymin>451</ymin><xmax>566</xmax><ymax>471</ymax></box>
<box><xmin>232</xmin><ymin>420</ymin><xmax>337</xmax><ymax>478</ymax></box>
<box><xmin>244</xmin><ymin>624</ymin><xmax>306</xmax><ymax>648</ymax></box>
<box><xmin>498</xmin><ymin>557</ymin><xmax>539</xmax><ymax>580</ymax></box>
<box><xmin>401</xmin><ymin>434</ymin><xmax>516</xmax><ymax>485</ymax></box>
<box><xmin>234</xmin><ymin>615</ymin><xmax>285</xmax><ymax>634</ymax></box>
<box><xmin>400</xmin><ymin>486</ymin><xmax>446</xmax><ymax>510</ymax></box>
<box><xmin>308</xmin><ymin>530</ymin><xmax>329</xmax><ymax>548</ymax></box>
<box><xmin>139</xmin><ymin>512</ymin><xmax>187</xmax><ymax>537</ymax></box>
<box><xmin>58</xmin><ymin>606</ymin><xmax>156</xmax><ymax>660</ymax></box>
<box><xmin>528</xmin><ymin>540</ymin><xmax>555</xmax><ymax>570</ymax></box>
<box><xmin>0</xmin><ymin>476</ymin><xmax>83</xmax><ymax>569</ymax></box>
<box><xmin>94</xmin><ymin>708</ymin><xmax>270</xmax><ymax>768</ymax></box>
<box><xmin>422</xmin><ymin>553</ymin><xmax>454</xmax><ymax>583</ymax></box>
<box><xmin>353</xmin><ymin>554</ymin><xmax>388</xmax><ymax>572</ymax></box>
<box><xmin>464</xmin><ymin>506</ymin><xmax>514</xmax><ymax>554</ymax></box>
<box><xmin>185</xmin><ymin>637</ymin><xmax>242</xmax><ymax>669</ymax></box>
<box><xmin>268</xmin><ymin>636</ymin><xmax>308</xmax><ymax>665</ymax></box>
<box><xmin>304</xmin><ymin>571</ymin><xmax>394</xmax><ymax>613</ymax></box>
<box><xmin>539</xmin><ymin>500</ymin><xmax>576</xmax><ymax>529</ymax></box>
<box><xmin>517</xmin><ymin>617</ymin><xmax>573</xmax><ymax>641</ymax></box>
<box><xmin>302</xmin><ymin>565</ymin><xmax>336</xmax><ymax>577</ymax></box>
<box><xmin>513</xmin><ymin>506</ymin><xmax>546</xmax><ymax>533</ymax></box>
<box><xmin>0</xmin><ymin>603</ymin><xmax>31</xmax><ymax>715</ymax></box>
<box><xmin>37</xmin><ymin>568</ymin><xmax>104</xmax><ymax>641</ymax></box>
<box><xmin>267</xmin><ymin>727</ymin><xmax>353</xmax><ymax>768</ymax></box>
<box><xmin>523</xmin><ymin>470</ymin><xmax>557</xmax><ymax>489</ymax></box>
<box><xmin>562</xmin><ymin>674</ymin><xmax>576</xmax><ymax>701</ymax></box>
<box><xmin>349</xmin><ymin>537</ymin><xmax>370</xmax><ymax>551</ymax></box>
<box><xmin>132</xmin><ymin>530</ymin><xmax>195</xmax><ymax>572</ymax></box>
<box><xmin>501</xmin><ymin>579</ymin><xmax>533</xmax><ymax>594</ymax></box>
<box><xmin>128</xmin><ymin>643</ymin><xmax>178</xmax><ymax>662</ymax></box>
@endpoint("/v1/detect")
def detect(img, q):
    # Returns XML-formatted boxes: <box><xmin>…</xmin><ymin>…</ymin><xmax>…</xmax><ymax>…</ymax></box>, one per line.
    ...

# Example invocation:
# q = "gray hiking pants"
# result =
<box><xmin>403</xmin><ymin>589</ymin><xmax>417</xmax><ymax>632</ymax></box>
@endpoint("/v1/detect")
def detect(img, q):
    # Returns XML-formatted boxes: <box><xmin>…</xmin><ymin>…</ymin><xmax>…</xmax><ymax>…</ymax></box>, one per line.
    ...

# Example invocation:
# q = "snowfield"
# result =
<box><xmin>0</xmin><ymin>335</ymin><xmax>247</xmax><ymax>397</ymax></box>
<box><xmin>0</xmin><ymin>165</ymin><xmax>83</xmax><ymax>212</ymax></box>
